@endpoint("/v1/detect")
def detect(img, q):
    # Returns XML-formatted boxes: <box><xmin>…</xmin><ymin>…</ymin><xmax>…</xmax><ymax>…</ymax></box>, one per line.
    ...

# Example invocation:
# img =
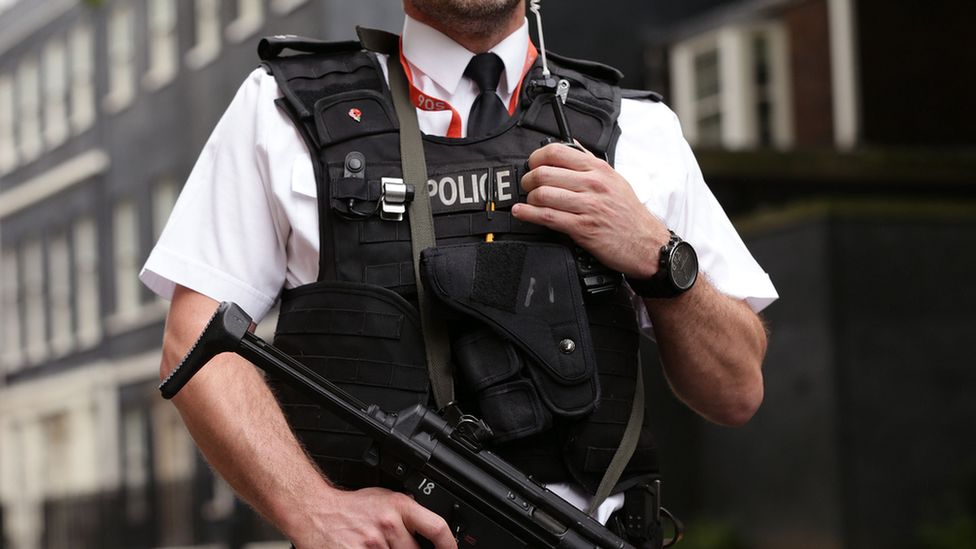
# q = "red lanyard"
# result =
<box><xmin>398</xmin><ymin>41</ymin><xmax>539</xmax><ymax>138</ymax></box>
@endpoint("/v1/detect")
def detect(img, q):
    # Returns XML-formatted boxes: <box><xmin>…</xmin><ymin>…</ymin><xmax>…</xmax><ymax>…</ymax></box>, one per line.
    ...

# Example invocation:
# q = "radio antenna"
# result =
<box><xmin>528</xmin><ymin>0</ymin><xmax>551</xmax><ymax>78</ymax></box>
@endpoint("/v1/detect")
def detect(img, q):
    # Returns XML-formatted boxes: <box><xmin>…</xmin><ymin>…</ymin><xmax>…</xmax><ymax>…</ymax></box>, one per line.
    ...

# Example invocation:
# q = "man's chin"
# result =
<box><xmin>406</xmin><ymin>0</ymin><xmax>524</xmax><ymax>36</ymax></box>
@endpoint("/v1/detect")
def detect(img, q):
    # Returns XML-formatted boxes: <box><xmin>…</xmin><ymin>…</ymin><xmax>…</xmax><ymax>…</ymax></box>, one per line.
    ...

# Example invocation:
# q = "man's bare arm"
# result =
<box><xmin>643</xmin><ymin>278</ymin><xmax>766</xmax><ymax>426</ymax></box>
<box><xmin>514</xmin><ymin>143</ymin><xmax>767</xmax><ymax>426</ymax></box>
<box><xmin>161</xmin><ymin>285</ymin><xmax>455</xmax><ymax>548</ymax></box>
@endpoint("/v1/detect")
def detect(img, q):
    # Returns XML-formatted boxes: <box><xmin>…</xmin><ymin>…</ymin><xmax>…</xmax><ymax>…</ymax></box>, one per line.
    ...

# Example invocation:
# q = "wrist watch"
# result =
<box><xmin>627</xmin><ymin>231</ymin><xmax>699</xmax><ymax>298</ymax></box>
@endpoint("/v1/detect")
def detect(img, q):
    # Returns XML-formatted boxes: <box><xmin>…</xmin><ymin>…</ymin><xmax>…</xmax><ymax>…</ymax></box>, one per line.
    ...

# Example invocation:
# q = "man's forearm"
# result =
<box><xmin>161</xmin><ymin>287</ymin><xmax>334</xmax><ymax>539</ymax></box>
<box><xmin>644</xmin><ymin>275</ymin><xmax>767</xmax><ymax>427</ymax></box>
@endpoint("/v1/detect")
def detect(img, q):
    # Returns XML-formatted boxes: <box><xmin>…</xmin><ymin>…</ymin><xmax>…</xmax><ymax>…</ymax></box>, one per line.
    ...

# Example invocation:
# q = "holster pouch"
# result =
<box><xmin>421</xmin><ymin>241</ymin><xmax>601</xmax><ymax>436</ymax></box>
<box><xmin>453</xmin><ymin>327</ymin><xmax>552</xmax><ymax>442</ymax></box>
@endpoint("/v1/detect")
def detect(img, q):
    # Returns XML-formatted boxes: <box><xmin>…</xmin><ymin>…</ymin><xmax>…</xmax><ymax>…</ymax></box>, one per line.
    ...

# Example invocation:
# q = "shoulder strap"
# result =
<box><xmin>587</xmin><ymin>359</ymin><xmax>645</xmax><ymax>515</ymax></box>
<box><xmin>621</xmin><ymin>88</ymin><xmax>665</xmax><ymax>102</ymax></box>
<box><xmin>356</xmin><ymin>25</ymin><xmax>397</xmax><ymax>54</ymax></box>
<box><xmin>258</xmin><ymin>34</ymin><xmax>362</xmax><ymax>61</ymax></box>
<box><xmin>547</xmin><ymin>51</ymin><xmax>624</xmax><ymax>84</ymax></box>
<box><xmin>357</xmin><ymin>27</ymin><xmax>456</xmax><ymax>409</ymax></box>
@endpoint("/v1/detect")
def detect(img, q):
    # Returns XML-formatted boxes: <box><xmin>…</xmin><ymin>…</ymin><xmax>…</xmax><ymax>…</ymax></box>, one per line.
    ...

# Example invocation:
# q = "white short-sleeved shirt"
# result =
<box><xmin>141</xmin><ymin>16</ymin><xmax>777</xmax><ymax>320</ymax></box>
<box><xmin>140</xmin><ymin>15</ymin><xmax>777</xmax><ymax>523</ymax></box>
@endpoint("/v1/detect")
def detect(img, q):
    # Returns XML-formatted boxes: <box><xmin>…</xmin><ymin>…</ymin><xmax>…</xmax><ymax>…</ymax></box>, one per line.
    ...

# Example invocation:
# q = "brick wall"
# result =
<box><xmin>784</xmin><ymin>0</ymin><xmax>834</xmax><ymax>148</ymax></box>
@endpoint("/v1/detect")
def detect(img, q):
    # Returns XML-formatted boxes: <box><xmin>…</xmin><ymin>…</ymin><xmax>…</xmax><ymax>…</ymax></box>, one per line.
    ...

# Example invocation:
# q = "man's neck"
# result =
<box><xmin>402</xmin><ymin>2</ymin><xmax>525</xmax><ymax>53</ymax></box>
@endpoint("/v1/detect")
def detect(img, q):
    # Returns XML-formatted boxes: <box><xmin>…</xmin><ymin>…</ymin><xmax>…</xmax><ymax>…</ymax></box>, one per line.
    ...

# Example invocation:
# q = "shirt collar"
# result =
<box><xmin>401</xmin><ymin>14</ymin><xmax>531</xmax><ymax>97</ymax></box>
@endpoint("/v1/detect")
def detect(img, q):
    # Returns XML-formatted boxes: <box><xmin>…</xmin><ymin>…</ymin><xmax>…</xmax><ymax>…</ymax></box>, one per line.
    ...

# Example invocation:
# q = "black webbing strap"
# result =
<box><xmin>358</xmin><ymin>27</ymin><xmax>455</xmax><ymax>408</ymax></box>
<box><xmin>360</xmin><ymin>28</ymin><xmax>642</xmax><ymax>510</ymax></box>
<box><xmin>587</xmin><ymin>349</ymin><xmax>646</xmax><ymax>515</ymax></box>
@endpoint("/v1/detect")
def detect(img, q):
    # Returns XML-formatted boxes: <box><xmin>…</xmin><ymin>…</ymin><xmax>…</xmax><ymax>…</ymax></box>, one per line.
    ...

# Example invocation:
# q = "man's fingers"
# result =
<box><xmin>525</xmin><ymin>185</ymin><xmax>590</xmax><ymax>214</ymax></box>
<box><xmin>397</xmin><ymin>496</ymin><xmax>457</xmax><ymax>549</ymax></box>
<box><xmin>511</xmin><ymin>203</ymin><xmax>577</xmax><ymax>234</ymax></box>
<box><xmin>527</xmin><ymin>142</ymin><xmax>594</xmax><ymax>172</ymax></box>
<box><xmin>521</xmin><ymin>164</ymin><xmax>592</xmax><ymax>194</ymax></box>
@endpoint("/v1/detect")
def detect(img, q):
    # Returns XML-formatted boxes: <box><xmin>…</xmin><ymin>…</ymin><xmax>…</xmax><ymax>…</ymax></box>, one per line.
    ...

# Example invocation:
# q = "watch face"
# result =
<box><xmin>669</xmin><ymin>242</ymin><xmax>699</xmax><ymax>290</ymax></box>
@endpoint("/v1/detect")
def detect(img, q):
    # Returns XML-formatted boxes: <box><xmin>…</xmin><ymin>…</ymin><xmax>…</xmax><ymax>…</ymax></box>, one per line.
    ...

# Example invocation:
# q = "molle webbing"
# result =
<box><xmin>261</xmin><ymin>32</ymin><xmax>661</xmax><ymax>490</ymax></box>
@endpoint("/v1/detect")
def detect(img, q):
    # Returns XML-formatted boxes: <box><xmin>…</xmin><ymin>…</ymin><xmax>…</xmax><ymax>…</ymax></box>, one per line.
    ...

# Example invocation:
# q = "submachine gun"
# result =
<box><xmin>160</xmin><ymin>301</ymin><xmax>635</xmax><ymax>548</ymax></box>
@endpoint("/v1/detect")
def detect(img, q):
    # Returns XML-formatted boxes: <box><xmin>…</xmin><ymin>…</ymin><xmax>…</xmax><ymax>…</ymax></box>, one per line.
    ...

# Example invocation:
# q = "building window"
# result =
<box><xmin>22</xmin><ymin>238</ymin><xmax>46</xmax><ymax>365</ymax></box>
<box><xmin>186</xmin><ymin>0</ymin><xmax>221</xmax><ymax>69</ymax></box>
<box><xmin>113</xmin><ymin>199</ymin><xmax>141</xmax><ymax>319</ymax></box>
<box><xmin>69</xmin><ymin>22</ymin><xmax>96</xmax><ymax>133</ymax></box>
<box><xmin>0</xmin><ymin>74</ymin><xmax>15</xmax><ymax>174</ymax></box>
<box><xmin>756</xmin><ymin>23</ymin><xmax>793</xmax><ymax>149</ymax></box>
<box><xmin>123</xmin><ymin>408</ymin><xmax>150</xmax><ymax>522</ymax></box>
<box><xmin>227</xmin><ymin>0</ymin><xmax>263</xmax><ymax>43</ymax></box>
<box><xmin>17</xmin><ymin>58</ymin><xmax>42</xmax><ymax>163</ymax></box>
<box><xmin>693</xmin><ymin>46</ymin><xmax>722</xmax><ymax>147</ymax></box>
<box><xmin>670</xmin><ymin>23</ymin><xmax>793</xmax><ymax>150</ymax></box>
<box><xmin>151</xmin><ymin>179</ymin><xmax>179</xmax><ymax>240</ymax></box>
<box><xmin>752</xmin><ymin>34</ymin><xmax>773</xmax><ymax>147</ymax></box>
<box><xmin>152</xmin><ymin>400</ymin><xmax>197</xmax><ymax>546</ymax></box>
<box><xmin>41</xmin><ymin>412</ymin><xmax>71</xmax><ymax>497</ymax></box>
<box><xmin>1</xmin><ymin>248</ymin><xmax>23</xmax><ymax>372</ymax></box>
<box><xmin>271</xmin><ymin>0</ymin><xmax>308</xmax><ymax>16</ymax></box>
<box><xmin>105</xmin><ymin>3</ymin><xmax>136</xmax><ymax>113</ymax></box>
<box><xmin>74</xmin><ymin>216</ymin><xmax>101</xmax><ymax>348</ymax></box>
<box><xmin>43</xmin><ymin>39</ymin><xmax>69</xmax><ymax>149</ymax></box>
<box><xmin>48</xmin><ymin>232</ymin><xmax>74</xmax><ymax>356</ymax></box>
<box><xmin>144</xmin><ymin>0</ymin><xmax>178</xmax><ymax>90</ymax></box>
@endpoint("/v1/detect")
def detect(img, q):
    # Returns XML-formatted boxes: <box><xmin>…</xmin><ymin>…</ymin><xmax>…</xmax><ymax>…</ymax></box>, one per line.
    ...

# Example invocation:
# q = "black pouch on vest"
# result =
<box><xmin>270</xmin><ymin>281</ymin><xmax>429</xmax><ymax>489</ymax></box>
<box><xmin>421</xmin><ymin>241</ymin><xmax>600</xmax><ymax>419</ymax></box>
<box><xmin>453</xmin><ymin>327</ymin><xmax>553</xmax><ymax>442</ymax></box>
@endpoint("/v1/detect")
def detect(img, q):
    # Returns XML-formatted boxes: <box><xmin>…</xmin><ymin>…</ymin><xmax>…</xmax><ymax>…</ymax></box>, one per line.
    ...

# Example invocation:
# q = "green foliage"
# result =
<box><xmin>679</xmin><ymin>521</ymin><xmax>750</xmax><ymax>549</ymax></box>
<box><xmin>917</xmin><ymin>515</ymin><xmax>976</xmax><ymax>549</ymax></box>
<box><xmin>81</xmin><ymin>0</ymin><xmax>105</xmax><ymax>7</ymax></box>
<box><xmin>917</xmin><ymin>468</ymin><xmax>976</xmax><ymax>549</ymax></box>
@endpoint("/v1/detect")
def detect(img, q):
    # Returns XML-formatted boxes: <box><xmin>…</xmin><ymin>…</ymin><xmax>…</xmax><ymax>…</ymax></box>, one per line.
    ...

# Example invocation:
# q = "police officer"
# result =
<box><xmin>143</xmin><ymin>1</ymin><xmax>777</xmax><ymax>547</ymax></box>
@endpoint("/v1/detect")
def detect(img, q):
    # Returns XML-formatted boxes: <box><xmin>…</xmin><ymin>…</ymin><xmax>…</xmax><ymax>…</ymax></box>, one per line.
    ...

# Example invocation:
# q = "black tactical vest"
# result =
<box><xmin>258</xmin><ymin>31</ymin><xmax>660</xmax><ymax>493</ymax></box>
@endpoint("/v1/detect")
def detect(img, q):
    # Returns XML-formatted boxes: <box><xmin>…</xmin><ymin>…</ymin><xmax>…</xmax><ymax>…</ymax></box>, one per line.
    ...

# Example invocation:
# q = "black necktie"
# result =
<box><xmin>464</xmin><ymin>52</ymin><xmax>509</xmax><ymax>137</ymax></box>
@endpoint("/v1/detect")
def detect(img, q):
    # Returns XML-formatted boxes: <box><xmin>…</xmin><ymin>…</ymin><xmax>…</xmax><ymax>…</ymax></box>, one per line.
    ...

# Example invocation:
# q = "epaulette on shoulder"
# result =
<box><xmin>258</xmin><ymin>34</ymin><xmax>362</xmax><ymax>61</ymax></box>
<box><xmin>547</xmin><ymin>51</ymin><xmax>624</xmax><ymax>85</ymax></box>
<box><xmin>621</xmin><ymin>89</ymin><xmax>664</xmax><ymax>103</ymax></box>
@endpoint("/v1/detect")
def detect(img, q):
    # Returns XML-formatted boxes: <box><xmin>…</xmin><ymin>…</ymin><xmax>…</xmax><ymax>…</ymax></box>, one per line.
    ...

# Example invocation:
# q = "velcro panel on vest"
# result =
<box><xmin>330</xmin><ymin>162</ymin><xmax>523</xmax><ymax>216</ymax></box>
<box><xmin>425</xmin><ymin>164</ymin><xmax>521</xmax><ymax>215</ymax></box>
<box><xmin>263</xmin><ymin>50</ymin><xmax>385</xmax><ymax>144</ymax></box>
<box><xmin>270</xmin><ymin>281</ymin><xmax>428</xmax><ymax>489</ymax></box>
<box><xmin>421</xmin><ymin>242</ymin><xmax>600</xmax><ymax>418</ymax></box>
<box><xmin>313</xmin><ymin>89</ymin><xmax>398</xmax><ymax>147</ymax></box>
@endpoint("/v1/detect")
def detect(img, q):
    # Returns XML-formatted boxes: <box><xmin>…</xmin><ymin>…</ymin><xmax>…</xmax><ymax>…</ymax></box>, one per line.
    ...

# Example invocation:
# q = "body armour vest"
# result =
<box><xmin>258</xmin><ymin>31</ymin><xmax>661</xmax><ymax>493</ymax></box>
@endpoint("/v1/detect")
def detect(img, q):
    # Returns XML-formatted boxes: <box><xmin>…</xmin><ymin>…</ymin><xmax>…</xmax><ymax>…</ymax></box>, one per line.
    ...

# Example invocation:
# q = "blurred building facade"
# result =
<box><xmin>1</xmin><ymin>0</ymin><xmax>974</xmax><ymax>548</ymax></box>
<box><xmin>0</xmin><ymin>1</ymin><xmax>402</xmax><ymax>547</ymax></box>
<box><xmin>632</xmin><ymin>2</ymin><xmax>976</xmax><ymax>549</ymax></box>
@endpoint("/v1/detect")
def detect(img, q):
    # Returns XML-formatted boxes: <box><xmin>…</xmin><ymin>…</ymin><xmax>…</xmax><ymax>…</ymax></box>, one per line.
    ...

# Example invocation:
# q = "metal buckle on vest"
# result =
<box><xmin>440</xmin><ymin>402</ymin><xmax>494</xmax><ymax>452</ymax></box>
<box><xmin>380</xmin><ymin>177</ymin><xmax>414</xmax><ymax>221</ymax></box>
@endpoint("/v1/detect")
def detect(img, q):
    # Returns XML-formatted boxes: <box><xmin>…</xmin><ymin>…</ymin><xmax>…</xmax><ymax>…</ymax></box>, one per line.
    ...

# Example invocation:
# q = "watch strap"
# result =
<box><xmin>626</xmin><ymin>231</ymin><xmax>694</xmax><ymax>299</ymax></box>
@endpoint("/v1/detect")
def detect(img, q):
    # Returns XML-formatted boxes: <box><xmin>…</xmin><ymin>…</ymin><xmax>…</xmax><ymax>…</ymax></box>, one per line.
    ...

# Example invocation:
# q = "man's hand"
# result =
<box><xmin>513</xmin><ymin>144</ymin><xmax>768</xmax><ymax>427</ymax></box>
<box><xmin>295</xmin><ymin>487</ymin><xmax>456</xmax><ymax>549</ymax></box>
<box><xmin>163</xmin><ymin>287</ymin><xmax>456</xmax><ymax>549</ymax></box>
<box><xmin>513</xmin><ymin>142</ymin><xmax>670</xmax><ymax>279</ymax></box>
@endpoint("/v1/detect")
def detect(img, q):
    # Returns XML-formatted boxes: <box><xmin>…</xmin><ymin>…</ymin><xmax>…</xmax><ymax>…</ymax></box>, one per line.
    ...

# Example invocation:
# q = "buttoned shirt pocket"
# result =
<box><xmin>290</xmin><ymin>153</ymin><xmax>317</xmax><ymax>198</ymax></box>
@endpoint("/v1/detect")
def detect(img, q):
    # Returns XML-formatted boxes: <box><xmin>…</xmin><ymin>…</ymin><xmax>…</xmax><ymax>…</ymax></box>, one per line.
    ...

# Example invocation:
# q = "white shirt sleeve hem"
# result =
<box><xmin>140</xmin><ymin>245</ymin><xmax>278</xmax><ymax>321</ymax></box>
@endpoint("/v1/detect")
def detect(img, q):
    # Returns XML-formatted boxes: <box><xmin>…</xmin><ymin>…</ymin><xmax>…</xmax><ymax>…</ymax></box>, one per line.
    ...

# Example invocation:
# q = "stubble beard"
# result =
<box><xmin>407</xmin><ymin>0</ymin><xmax>524</xmax><ymax>39</ymax></box>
